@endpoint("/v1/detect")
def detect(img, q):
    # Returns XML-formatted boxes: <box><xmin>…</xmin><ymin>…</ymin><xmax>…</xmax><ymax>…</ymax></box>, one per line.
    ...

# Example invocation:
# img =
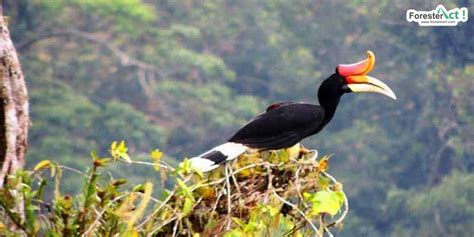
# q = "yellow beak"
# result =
<box><xmin>346</xmin><ymin>75</ymin><xmax>397</xmax><ymax>100</ymax></box>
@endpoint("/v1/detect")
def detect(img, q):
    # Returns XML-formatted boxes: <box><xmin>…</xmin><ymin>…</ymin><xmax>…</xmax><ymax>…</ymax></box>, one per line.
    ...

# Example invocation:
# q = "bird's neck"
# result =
<box><xmin>319</xmin><ymin>96</ymin><xmax>340</xmax><ymax>127</ymax></box>
<box><xmin>317</xmin><ymin>76</ymin><xmax>345</xmax><ymax>128</ymax></box>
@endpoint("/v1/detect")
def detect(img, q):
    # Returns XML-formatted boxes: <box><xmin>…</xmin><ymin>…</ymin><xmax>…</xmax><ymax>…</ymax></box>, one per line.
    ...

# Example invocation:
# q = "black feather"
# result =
<box><xmin>229</xmin><ymin>103</ymin><xmax>325</xmax><ymax>150</ymax></box>
<box><xmin>201</xmin><ymin>150</ymin><xmax>228</xmax><ymax>164</ymax></box>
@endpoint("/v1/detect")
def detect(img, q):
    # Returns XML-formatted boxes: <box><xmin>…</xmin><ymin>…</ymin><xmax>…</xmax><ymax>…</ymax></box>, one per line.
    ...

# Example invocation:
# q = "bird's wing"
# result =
<box><xmin>229</xmin><ymin>103</ymin><xmax>325</xmax><ymax>150</ymax></box>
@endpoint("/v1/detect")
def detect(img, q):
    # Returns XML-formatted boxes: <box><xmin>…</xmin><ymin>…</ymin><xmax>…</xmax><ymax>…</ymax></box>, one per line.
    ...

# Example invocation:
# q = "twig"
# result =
<box><xmin>228</xmin><ymin>160</ymin><xmax>241</xmax><ymax>194</ymax></box>
<box><xmin>83</xmin><ymin>194</ymin><xmax>128</xmax><ymax>235</ymax></box>
<box><xmin>295</xmin><ymin>166</ymin><xmax>308</xmax><ymax>208</ymax></box>
<box><xmin>150</xmin><ymin>216</ymin><xmax>179</xmax><ymax>235</ymax></box>
<box><xmin>171</xmin><ymin>218</ymin><xmax>180</xmax><ymax>237</ymax></box>
<box><xmin>272</xmin><ymin>190</ymin><xmax>321</xmax><ymax>237</ymax></box>
<box><xmin>263</xmin><ymin>163</ymin><xmax>273</xmax><ymax>204</ymax></box>
<box><xmin>284</xmin><ymin>221</ymin><xmax>305</xmax><ymax>236</ymax></box>
<box><xmin>129</xmin><ymin>160</ymin><xmax>175</xmax><ymax>172</ymax></box>
<box><xmin>58</xmin><ymin>165</ymin><xmax>88</xmax><ymax>177</ymax></box>
<box><xmin>324</xmin><ymin>226</ymin><xmax>334</xmax><ymax>237</ymax></box>
<box><xmin>224</xmin><ymin>163</ymin><xmax>232</xmax><ymax>230</ymax></box>
<box><xmin>211</xmin><ymin>191</ymin><xmax>223</xmax><ymax>212</ymax></box>
<box><xmin>190</xmin><ymin>162</ymin><xmax>276</xmax><ymax>191</ymax></box>
<box><xmin>138</xmin><ymin>188</ymin><xmax>178</xmax><ymax>229</ymax></box>
<box><xmin>141</xmin><ymin>177</ymin><xmax>192</xmax><ymax>232</ymax></box>
<box><xmin>135</xmin><ymin>192</ymin><xmax>164</xmax><ymax>205</ymax></box>
<box><xmin>318</xmin><ymin>214</ymin><xmax>325</xmax><ymax>235</ymax></box>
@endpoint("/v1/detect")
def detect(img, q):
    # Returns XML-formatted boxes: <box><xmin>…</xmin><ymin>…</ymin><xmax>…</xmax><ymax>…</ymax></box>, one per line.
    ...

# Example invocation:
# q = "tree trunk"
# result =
<box><xmin>0</xmin><ymin>4</ymin><xmax>29</xmax><ymax>186</ymax></box>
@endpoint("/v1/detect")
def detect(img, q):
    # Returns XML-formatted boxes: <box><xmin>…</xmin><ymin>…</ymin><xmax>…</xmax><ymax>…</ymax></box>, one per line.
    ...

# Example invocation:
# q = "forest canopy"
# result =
<box><xmin>1</xmin><ymin>0</ymin><xmax>473</xmax><ymax>236</ymax></box>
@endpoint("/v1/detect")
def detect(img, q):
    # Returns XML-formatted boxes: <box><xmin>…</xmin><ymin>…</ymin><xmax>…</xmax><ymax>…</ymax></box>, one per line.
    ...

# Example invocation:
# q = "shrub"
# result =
<box><xmin>0</xmin><ymin>142</ymin><xmax>348</xmax><ymax>236</ymax></box>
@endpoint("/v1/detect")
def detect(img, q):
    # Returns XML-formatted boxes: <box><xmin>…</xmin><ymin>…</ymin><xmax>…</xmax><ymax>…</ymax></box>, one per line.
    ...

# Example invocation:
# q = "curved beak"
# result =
<box><xmin>338</xmin><ymin>51</ymin><xmax>397</xmax><ymax>100</ymax></box>
<box><xmin>346</xmin><ymin>76</ymin><xmax>397</xmax><ymax>100</ymax></box>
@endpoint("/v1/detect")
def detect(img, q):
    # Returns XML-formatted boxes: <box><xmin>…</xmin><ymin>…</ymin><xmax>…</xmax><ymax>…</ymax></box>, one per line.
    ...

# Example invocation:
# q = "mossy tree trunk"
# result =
<box><xmin>0</xmin><ymin>4</ymin><xmax>29</xmax><ymax>187</ymax></box>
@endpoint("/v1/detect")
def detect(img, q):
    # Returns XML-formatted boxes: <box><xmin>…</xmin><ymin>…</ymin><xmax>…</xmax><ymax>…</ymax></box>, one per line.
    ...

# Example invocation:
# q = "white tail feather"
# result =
<box><xmin>188</xmin><ymin>142</ymin><xmax>247</xmax><ymax>172</ymax></box>
<box><xmin>188</xmin><ymin>157</ymin><xmax>219</xmax><ymax>172</ymax></box>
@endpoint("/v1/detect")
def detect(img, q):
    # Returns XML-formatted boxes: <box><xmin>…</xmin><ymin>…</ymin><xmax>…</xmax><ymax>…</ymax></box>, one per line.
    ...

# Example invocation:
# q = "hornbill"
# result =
<box><xmin>189</xmin><ymin>51</ymin><xmax>396</xmax><ymax>172</ymax></box>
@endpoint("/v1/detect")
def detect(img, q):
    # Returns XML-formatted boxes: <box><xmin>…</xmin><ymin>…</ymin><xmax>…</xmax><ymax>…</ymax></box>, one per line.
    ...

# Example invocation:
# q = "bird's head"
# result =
<box><xmin>337</xmin><ymin>50</ymin><xmax>396</xmax><ymax>100</ymax></box>
<box><xmin>318</xmin><ymin>51</ymin><xmax>396</xmax><ymax>105</ymax></box>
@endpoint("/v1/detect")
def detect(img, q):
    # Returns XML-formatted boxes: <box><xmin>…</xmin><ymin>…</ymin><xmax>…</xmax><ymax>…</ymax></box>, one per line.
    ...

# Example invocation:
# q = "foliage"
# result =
<box><xmin>0</xmin><ymin>142</ymin><xmax>347</xmax><ymax>236</ymax></box>
<box><xmin>382</xmin><ymin>172</ymin><xmax>474</xmax><ymax>236</ymax></box>
<box><xmin>3</xmin><ymin>0</ymin><xmax>474</xmax><ymax>235</ymax></box>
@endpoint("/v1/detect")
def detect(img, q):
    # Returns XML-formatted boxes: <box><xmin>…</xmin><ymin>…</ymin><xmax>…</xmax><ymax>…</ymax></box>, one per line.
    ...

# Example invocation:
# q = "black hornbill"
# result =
<box><xmin>189</xmin><ymin>51</ymin><xmax>396</xmax><ymax>172</ymax></box>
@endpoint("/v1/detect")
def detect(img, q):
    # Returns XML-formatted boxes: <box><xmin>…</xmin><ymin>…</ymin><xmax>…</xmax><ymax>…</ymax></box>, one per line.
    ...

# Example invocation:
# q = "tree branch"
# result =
<box><xmin>17</xmin><ymin>28</ymin><xmax>162</xmax><ymax>73</ymax></box>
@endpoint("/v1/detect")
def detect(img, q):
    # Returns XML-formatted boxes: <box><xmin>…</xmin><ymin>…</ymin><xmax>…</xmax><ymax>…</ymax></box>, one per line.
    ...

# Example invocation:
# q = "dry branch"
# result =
<box><xmin>17</xmin><ymin>28</ymin><xmax>162</xmax><ymax>100</ymax></box>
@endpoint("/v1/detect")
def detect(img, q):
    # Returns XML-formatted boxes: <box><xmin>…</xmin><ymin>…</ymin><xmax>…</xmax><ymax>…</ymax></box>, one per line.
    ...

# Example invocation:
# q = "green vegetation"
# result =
<box><xmin>1</xmin><ymin>142</ymin><xmax>346</xmax><ymax>236</ymax></box>
<box><xmin>2</xmin><ymin>0</ymin><xmax>473</xmax><ymax>235</ymax></box>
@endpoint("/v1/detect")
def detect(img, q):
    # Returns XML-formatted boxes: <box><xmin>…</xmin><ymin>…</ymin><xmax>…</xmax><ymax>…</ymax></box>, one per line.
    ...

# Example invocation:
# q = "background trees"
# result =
<box><xmin>3</xmin><ymin>0</ymin><xmax>473</xmax><ymax>235</ymax></box>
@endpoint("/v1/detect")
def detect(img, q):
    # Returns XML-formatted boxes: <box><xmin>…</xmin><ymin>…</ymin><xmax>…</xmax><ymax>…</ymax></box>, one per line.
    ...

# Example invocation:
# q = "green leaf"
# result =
<box><xmin>177</xmin><ymin>158</ymin><xmax>192</xmax><ymax>174</ymax></box>
<box><xmin>112</xmin><ymin>179</ymin><xmax>127</xmax><ymax>187</ymax></box>
<box><xmin>177</xmin><ymin>178</ymin><xmax>195</xmax><ymax>201</ymax></box>
<box><xmin>232</xmin><ymin>217</ymin><xmax>246</xmax><ymax>228</ymax></box>
<box><xmin>224</xmin><ymin>229</ymin><xmax>245</xmax><ymax>237</ymax></box>
<box><xmin>178</xmin><ymin>158</ymin><xmax>204</xmax><ymax>178</ymax></box>
<box><xmin>33</xmin><ymin>160</ymin><xmax>51</xmax><ymax>172</ymax></box>
<box><xmin>257</xmin><ymin>204</ymin><xmax>279</xmax><ymax>217</ymax></box>
<box><xmin>277</xmin><ymin>149</ymin><xmax>290</xmax><ymax>163</ymax></box>
<box><xmin>150</xmin><ymin>149</ymin><xmax>163</xmax><ymax>171</ymax></box>
<box><xmin>110</xmin><ymin>140</ymin><xmax>132</xmax><ymax>163</ymax></box>
<box><xmin>318</xmin><ymin>176</ymin><xmax>330</xmax><ymax>190</ymax></box>
<box><xmin>31</xmin><ymin>160</ymin><xmax>57</xmax><ymax>179</ymax></box>
<box><xmin>132</xmin><ymin>184</ymin><xmax>145</xmax><ymax>193</ymax></box>
<box><xmin>94</xmin><ymin>158</ymin><xmax>112</xmax><ymax>167</ymax></box>
<box><xmin>90</xmin><ymin>151</ymin><xmax>100</xmax><ymax>161</ymax></box>
<box><xmin>182</xmin><ymin>197</ymin><xmax>195</xmax><ymax>216</ymax></box>
<box><xmin>306</xmin><ymin>190</ymin><xmax>344</xmax><ymax>216</ymax></box>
